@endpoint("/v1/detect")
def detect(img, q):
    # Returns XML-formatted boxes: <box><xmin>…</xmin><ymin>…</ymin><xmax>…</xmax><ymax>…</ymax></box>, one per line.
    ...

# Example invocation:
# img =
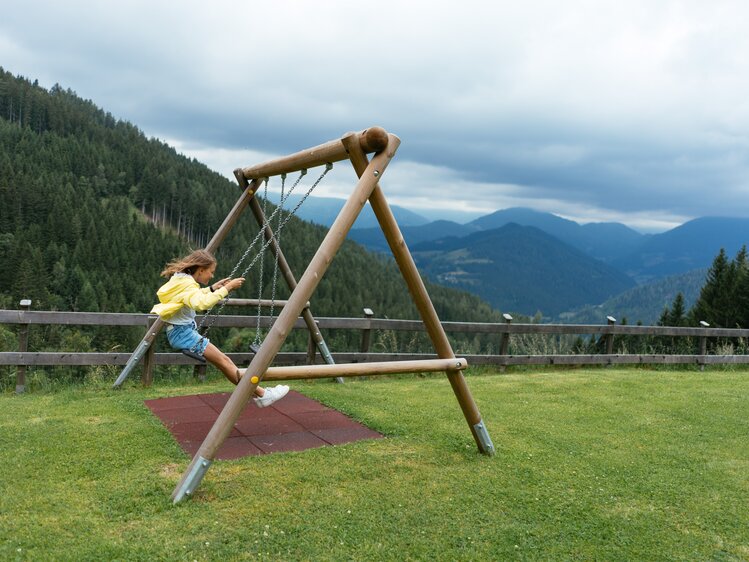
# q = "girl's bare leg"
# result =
<box><xmin>202</xmin><ymin>343</ymin><xmax>265</xmax><ymax>396</ymax></box>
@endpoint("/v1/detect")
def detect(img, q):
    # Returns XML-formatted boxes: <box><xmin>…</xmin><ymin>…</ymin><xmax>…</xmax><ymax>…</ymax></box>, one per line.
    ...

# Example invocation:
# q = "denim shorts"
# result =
<box><xmin>165</xmin><ymin>322</ymin><xmax>209</xmax><ymax>356</ymax></box>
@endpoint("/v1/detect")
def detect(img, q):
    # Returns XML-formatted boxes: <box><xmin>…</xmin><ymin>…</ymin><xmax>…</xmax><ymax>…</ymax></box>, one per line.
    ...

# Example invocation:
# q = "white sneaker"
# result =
<box><xmin>254</xmin><ymin>385</ymin><xmax>289</xmax><ymax>408</ymax></box>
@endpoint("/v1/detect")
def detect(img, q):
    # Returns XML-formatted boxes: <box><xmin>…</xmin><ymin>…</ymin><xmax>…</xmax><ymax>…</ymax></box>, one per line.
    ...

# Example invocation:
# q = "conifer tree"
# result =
<box><xmin>690</xmin><ymin>248</ymin><xmax>730</xmax><ymax>326</ymax></box>
<box><xmin>689</xmin><ymin>246</ymin><xmax>749</xmax><ymax>328</ymax></box>
<box><xmin>668</xmin><ymin>293</ymin><xmax>686</xmax><ymax>326</ymax></box>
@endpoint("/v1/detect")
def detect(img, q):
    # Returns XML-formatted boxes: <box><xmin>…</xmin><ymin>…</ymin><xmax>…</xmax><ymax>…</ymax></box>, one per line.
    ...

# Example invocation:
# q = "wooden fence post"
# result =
<box><xmin>499</xmin><ymin>313</ymin><xmax>513</xmax><ymax>355</ymax></box>
<box><xmin>194</xmin><ymin>363</ymin><xmax>207</xmax><ymax>382</ymax></box>
<box><xmin>699</xmin><ymin>320</ymin><xmax>710</xmax><ymax>371</ymax></box>
<box><xmin>606</xmin><ymin>316</ymin><xmax>616</xmax><ymax>355</ymax></box>
<box><xmin>499</xmin><ymin>313</ymin><xmax>512</xmax><ymax>372</ymax></box>
<box><xmin>307</xmin><ymin>320</ymin><xmax>319</xmax><ymax>365</ymax></box>
<box><xmin>16</xmin><ymin>299</ymin><xmax>31</xmax><ymax>394</ymax></box>
<box><xmin>140</xmin><ymin>315</ymin><xmax>157</xmax><ymax>386</ymax></box>
<box><xmin>360</xmin><ymin>308</ymin><xmax>374</xmax><ymax>354</ymax></box>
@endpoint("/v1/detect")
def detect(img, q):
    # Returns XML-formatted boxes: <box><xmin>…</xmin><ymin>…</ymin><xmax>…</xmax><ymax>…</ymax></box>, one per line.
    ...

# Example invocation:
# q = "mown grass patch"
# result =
<box><xmin>1</xmin><ymin>367</ymin><xmax>747</xmax><ymax>560</ymax></box>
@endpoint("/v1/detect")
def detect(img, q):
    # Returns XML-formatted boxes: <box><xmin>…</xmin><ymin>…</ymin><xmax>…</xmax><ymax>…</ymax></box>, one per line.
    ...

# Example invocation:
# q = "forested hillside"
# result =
<box><xmin>557</xmin><ymin>268</ymin><xmax>707</xmax><ymax>325</ymax></box>
<box><xmin>0</xmin><ymin>69</ymin><xmax>503</xmax><ymax>356</ymax></box>
<box><xmin>412</xmin><ymin>223</ymin><xmax>635</xmax><ymax>317</ymax></box>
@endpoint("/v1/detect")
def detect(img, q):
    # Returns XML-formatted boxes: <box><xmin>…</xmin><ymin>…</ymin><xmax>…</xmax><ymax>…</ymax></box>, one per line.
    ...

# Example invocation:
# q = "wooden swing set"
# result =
<box><xmin>117</xmin><ymin>127</ymin><xmax>495</xmax><ymax>503</ymax></box>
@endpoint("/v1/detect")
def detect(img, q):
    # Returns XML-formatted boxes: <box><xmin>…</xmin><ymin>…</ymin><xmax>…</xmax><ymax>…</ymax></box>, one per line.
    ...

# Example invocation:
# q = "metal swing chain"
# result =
<box><xmin>194</xmin><ymin>168</ymin><xmax>310</xmax><ymax>338</ymax></box>
<box><xmin>267</xmin><ymin>172</ymin><xmax>285</xmax><ymax>326</ymax></box>
<box><xmin>252</xmin><ymin>172</ymin><xmax>286</xmax><ymax>347</ymax></box>
<box><xmin>194</xmin><ymin>163</ymin><xmax>332</xmax><ymax>344</ymax></box>
<box><xmin>236</xmin><ymin>163</ymin><xmax>331</xmax><ymax>282</ymax></box>
<box><xmin>224</xmin><ymin>170</ymin><xmax>308</xmax><ymax>284</ymax></box>
<box><xmin>252</xmin><ymin>179</ymin><xmax>271</xmax><ymax>347</ymax></box>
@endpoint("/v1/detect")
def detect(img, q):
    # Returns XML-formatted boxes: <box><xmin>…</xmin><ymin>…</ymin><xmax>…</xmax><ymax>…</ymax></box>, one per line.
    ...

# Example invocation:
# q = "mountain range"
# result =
<box><xmin>297</xmin><ymin>198</ymin><xmax>748</xmax><ymax>320</ymax></box>
<box><xmin>613</xmin><ymin>217</ymin><xmax>749</xmax><ymax>283</ymax></box>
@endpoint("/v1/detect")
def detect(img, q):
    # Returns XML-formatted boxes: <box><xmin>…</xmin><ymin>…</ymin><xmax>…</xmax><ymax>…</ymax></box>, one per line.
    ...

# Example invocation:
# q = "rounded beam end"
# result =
<box><xmin>233</xmin><ymin>168</ymin><xmax>249</xmax><ymax>188</ymax></box>
<box><xmin>359</xmin><ymin>126</ymin><xmax>389</xmax><ymax>153</ymax></box>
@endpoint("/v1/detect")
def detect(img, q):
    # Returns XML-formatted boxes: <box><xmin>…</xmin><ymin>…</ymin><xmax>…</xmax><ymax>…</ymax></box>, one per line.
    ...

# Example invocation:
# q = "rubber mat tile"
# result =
<box><xmin>146</xmin><ymin>392</ymin><xmax>382</xmax><ymax>459</ymax></box>
<box><xmin>152</xmin><ymin>405</ymin><xmax>218</xmax><ymax>425</ymax></box>
<box><xmin>311</xmin><ymin>426</ymin><xmax>384</xmax><ymax>446</ymax></box>
<box><xmin>234</xmin><ymin>414</ymin><xmax>305</xmax><ymax>437</ymax></box>
<box><xmin>272</xmin><ymin>392</ymin><xmax>332</xmax><ymax>415</ymax></box>
<box><xmin>198</xmin><ymin>392</ymin><xmax>232</xmax><ymax>410</ymax></box>
<box><xmin>168</xmin><ymin>420</ymin><xmax>241</xmax><ymax>441</ymax></box>
<box><xmin>249</xmin><ymin>431</ymin><xmax>329</xmax><ymax>454</ymax></box>
<box><xmin>215</xmin><ymin>436</ymin><xmax>264</xmax><ymax>460</ymax></box>
<box><xmin>287</xmin><ymin>409</ymin><xmax>363</xmax><ymax>431</ymax></box>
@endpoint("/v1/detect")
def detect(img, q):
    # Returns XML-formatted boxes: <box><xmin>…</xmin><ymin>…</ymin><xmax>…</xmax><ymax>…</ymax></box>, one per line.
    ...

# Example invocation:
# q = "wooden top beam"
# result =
<box><xmin>234</xmin><ymin>126</ymin><xmax>389</xmax><ymax>180</ymax></box>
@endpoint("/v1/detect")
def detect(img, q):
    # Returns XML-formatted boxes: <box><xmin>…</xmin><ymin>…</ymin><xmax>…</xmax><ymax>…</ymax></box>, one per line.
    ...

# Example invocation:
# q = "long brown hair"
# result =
<box><xmin>160</xmin><ymin>249</ymin><xmax>216</xmax><ymax>278</ymax></box>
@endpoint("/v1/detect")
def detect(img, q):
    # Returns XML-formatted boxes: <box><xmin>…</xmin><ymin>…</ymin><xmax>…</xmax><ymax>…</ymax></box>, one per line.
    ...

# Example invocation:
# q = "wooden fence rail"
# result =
<box><xmin>2</xmin><ymin>305</ymin><xmax>748</xmax><ymax>392</ymax></box>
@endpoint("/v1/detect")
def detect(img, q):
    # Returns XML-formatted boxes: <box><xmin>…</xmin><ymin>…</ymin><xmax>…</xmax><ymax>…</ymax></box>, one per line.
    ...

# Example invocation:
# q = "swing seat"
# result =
<box><xmin>181</xmin><ymin>349</ymin><xmax>207</xmax><ymax>363</ymax></box>
<box><xmin>249</xmin><ymin>343</ymin><xmax>261</xmax><ymax>354</ymax></box>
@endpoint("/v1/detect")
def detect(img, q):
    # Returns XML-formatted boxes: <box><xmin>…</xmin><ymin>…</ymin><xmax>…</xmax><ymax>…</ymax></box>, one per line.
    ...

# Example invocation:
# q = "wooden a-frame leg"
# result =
<box><xmin>341</xmin><ymin>136</ymin><xmax>495</xmax><ymax>456</ymax></box>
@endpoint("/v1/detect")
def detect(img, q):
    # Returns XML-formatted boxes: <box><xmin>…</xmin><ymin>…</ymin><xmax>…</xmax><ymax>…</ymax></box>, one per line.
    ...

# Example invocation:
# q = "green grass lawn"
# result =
<box><xmin>1</xmin><ymin>367</ymin><xmax>748</xmax><ymax>561</ymax></box>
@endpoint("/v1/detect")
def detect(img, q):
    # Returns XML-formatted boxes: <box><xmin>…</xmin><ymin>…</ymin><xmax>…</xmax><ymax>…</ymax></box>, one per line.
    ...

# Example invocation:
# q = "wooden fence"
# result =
<box><xmin>2</xmin><ymin>304</ymin><xmax>749</xmax><ymax>393</ymax></box>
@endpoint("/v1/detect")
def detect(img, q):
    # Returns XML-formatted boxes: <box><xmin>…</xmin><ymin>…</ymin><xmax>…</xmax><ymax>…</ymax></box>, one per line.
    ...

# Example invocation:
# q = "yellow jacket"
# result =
<box><xmin>150</xmin><ymin>274</ymin><xmax>229</xmax><ymax>320</ymax></box>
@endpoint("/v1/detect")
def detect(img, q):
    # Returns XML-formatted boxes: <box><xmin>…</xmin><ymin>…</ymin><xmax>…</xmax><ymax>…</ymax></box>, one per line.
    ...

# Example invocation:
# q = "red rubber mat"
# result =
<box><xmin>145</xmin><ymin>390</ymin><xmax>383</xmax><ymax>460</ymax></box>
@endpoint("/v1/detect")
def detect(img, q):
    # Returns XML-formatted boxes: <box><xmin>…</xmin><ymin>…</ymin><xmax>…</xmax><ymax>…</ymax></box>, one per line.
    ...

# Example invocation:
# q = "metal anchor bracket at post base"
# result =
<box><xmin>172</xmin><ymin>456</ymin><xmax>213</xmax><ymax>504</ymax></box>
<box><xmin>473</xmin><ymin>421</ymin><xmax>495</xmax><ymax>455</ymax></box>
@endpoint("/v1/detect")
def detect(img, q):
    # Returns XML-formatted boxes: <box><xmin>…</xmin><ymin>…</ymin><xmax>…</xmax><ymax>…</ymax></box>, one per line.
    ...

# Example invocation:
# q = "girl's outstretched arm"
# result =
<box><xmin>210</xmin><ymin>277</ymin><xmax>232</xmax><ymax>291</ymax></box>
<box><xmin>185</xmin><ymin>277</ymin><xmax>244</xmax><ymax>310</ymax></box>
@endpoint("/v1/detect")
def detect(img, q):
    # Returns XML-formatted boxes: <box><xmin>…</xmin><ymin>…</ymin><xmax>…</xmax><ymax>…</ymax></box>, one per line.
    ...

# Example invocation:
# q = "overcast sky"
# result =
<box><xmin>3</xmin><ymin>0</ymin><xmax>749</xmax><ymax>232</ymax></box>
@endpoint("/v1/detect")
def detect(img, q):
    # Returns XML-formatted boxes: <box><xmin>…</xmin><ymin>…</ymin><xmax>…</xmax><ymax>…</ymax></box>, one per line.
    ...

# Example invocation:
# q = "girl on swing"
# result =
<box><xmin>151</xmin><ymin>249</ymin><xmax>289</xmax><ymax>408</ymax></box>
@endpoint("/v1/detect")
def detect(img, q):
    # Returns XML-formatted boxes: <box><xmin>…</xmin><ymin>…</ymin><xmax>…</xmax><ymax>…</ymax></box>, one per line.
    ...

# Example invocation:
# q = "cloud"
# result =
<box><xmin>2</xmin><ymin>0</ymin><xmax>749</xmax><ymax>230</ymax></box>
